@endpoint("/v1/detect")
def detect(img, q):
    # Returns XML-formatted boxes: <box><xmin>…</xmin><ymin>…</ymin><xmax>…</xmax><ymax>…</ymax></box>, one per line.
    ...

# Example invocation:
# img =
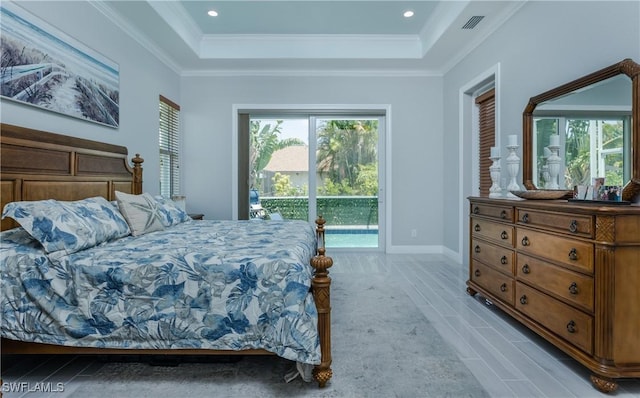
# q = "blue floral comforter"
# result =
<box><xmin>1</xmin><ymin>220</ymin><xmax>321</xmax><ymax>364</ymax></box>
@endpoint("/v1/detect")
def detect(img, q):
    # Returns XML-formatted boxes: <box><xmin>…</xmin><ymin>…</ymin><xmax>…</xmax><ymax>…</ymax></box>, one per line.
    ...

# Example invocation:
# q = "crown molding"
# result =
<box><xmin>146</xmin><ymin>0</ymin><xmax>202</xmax><ymax>54</ymax></box>
<box><xmin>180</xmin><ymin>68</ymin><xmax>442</xmax><ymax>78</ymax></box>
<box><xmin>91</xmin><ymin>1</ymin><xmax>182</xmax><ymax>74</ymax></box>
<box><xmin>92</xmin><ymin>0</ymin><xmax>525</xmax><ymax>78</ymax></box>
<box><xmin>92</xmin><ymin>0</ymin><xmax>440</xmax><ymax>77</ymax></box>
<box><xmin>147</xmin><ymin>1</ymin><xmax>424</xmax><ymax>60</ymax></box>
<box><xmin>199</xmin><ymin>34</ymin><xmax>422</xmax><ymax>59</ymax></box>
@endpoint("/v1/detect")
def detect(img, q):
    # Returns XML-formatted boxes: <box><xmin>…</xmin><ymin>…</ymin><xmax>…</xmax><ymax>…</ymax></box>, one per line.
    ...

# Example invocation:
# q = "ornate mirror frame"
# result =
<box><xmin>522</xmin><ymin>58</ymin><xmax>640</xmax><ymax>200</ymax></box>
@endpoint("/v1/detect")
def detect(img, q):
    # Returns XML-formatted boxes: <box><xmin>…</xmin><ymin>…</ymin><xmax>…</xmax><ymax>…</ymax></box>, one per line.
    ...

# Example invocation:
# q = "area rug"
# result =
<box><xmin>7</xmin><ymin>272</ymin><xmax>490</xmax><ymax>397</ymax></box>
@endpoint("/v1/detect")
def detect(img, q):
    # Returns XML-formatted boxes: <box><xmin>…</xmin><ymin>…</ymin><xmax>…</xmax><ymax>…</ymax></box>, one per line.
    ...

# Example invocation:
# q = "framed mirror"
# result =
<box><xmin>522</xmin><ymin>58</ymin><xmax>640</xmax><ymax>200</ymax></box>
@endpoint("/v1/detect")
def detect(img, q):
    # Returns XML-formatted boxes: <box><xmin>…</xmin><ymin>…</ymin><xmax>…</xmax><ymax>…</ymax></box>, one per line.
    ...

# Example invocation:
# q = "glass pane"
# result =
<box><xmin>532</xmin><ymin>118</ymin><xmax>558</xmax><ymax>188</ymax></box>
<box><xmin>534</xmin><ymin>117</ymin><xmax>625</xmax><ymax>189</ymax></box>
<box><xmin>249</xmin><ymin>118</ymin><xmax>309</xmax><ymax>220</ymax></box>
<box><xmin>565</xmin><ymin>118</ymin><xmax>624</xmax><ymax>188</ymax></box>
<box><xmin>316</xmin><ymin>119</ymin><xmax>379</xmax><ymax>248</ymax></box>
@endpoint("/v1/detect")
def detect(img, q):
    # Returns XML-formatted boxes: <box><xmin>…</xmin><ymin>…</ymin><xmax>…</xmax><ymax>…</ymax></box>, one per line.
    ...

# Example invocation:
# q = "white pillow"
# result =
<box><xmin>115</xmin><ymin>191</ymin><xmax>165</xmax><ymax>236</ymax></box>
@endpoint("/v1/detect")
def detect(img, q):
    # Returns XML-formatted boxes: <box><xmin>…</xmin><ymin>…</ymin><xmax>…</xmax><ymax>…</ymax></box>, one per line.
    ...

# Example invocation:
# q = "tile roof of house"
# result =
<box><xmin>264</xmin><ymin>145</ymin><xmax>309</xmax><ymax>172</ymax></box>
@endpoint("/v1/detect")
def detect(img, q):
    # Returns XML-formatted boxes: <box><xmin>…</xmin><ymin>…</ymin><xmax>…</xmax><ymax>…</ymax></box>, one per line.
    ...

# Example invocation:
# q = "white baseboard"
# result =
<box><xmin>386</xmin><ymin>245</ymin><xmax>462</xmax><ymax>263</ymax></box>
<box><xmin>442</xmin><ymin>246</ymin><xmax>462</xmax><ymax>263</ymax></box>
<box><xmin>386</xmin><ymin>245</ymin><xmax>444</xmax><ymax>254</ymax></box>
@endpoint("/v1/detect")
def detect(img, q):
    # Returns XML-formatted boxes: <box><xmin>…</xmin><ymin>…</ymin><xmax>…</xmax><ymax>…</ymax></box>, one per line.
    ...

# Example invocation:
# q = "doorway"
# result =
<box><xmin>238</xmin><ymin>110</ymin><xmax>386</xmax><ymax>250</ymax></box>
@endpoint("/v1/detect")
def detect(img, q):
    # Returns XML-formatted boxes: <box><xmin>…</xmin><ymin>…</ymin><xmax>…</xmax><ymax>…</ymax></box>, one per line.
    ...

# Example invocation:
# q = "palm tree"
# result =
<box><xmin>565</xmin><ymin>119</ymin><xmax>591</xmax><ymax>186</ymax></box>
<box><xmin>316</xmin><ymin>120</ymin><xmax>378</xmax><ymax>194</ymax></box>
<box><xmin>249</xmin><ymin>120</ymin><xmax>304</xmax><ymax>190</ymax></box>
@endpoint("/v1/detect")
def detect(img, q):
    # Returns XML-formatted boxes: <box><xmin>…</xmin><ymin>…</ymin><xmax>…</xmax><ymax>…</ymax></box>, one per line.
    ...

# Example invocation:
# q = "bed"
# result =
<box><xmin>0</xmin><ymin>123</ymin><xmax>333</xmax><ymax>387</ymax></box>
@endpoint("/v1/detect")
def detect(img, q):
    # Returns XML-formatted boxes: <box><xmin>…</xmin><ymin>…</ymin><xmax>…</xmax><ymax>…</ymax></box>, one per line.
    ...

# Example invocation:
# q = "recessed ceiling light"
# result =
<box><xmin>207</xmin><ymin>10</ymin><xmax>218</xmax><ymax>17</ymax></box>
<box><xmin>403</xmin><ymin>10</ymin><xmax>414</xmax><ymax>18</ymax></box>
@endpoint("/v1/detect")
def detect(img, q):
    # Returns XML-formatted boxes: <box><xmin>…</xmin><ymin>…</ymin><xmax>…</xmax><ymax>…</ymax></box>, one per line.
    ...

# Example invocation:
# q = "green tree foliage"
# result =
<box><xmin>249</xmin><ymin>120</ymin><xmax>304</xmax><ymax>190</ymax></box>
<box><xmin>317</xmin><ymin>120</ymin><xmax>378</xmax><ymax>195</ymax></box>
<box><xmin>565</xmin><ymin>119</ymin><xmax>591</xmax><ymax>186</ymax></box>
<box><xmin>565</xmin><ymin>119</ymin><xmax>624</xmax><ymax>187</ymax></box>
<box><xmin>602</xmin><ymin>120</ymin><xmax>624</xmax><ymax>185</ymax></box>
<box><xmin>536</xmin><ymin>118</ymin><xmax>624</xmax><ymax>188</ymax></box>
<box><xmin>272</xmin><ymin>172</ymin><xmax>307</xmax><ymax>196</ymax></box>
<box><xmin>355</xmin><ymin>163</ymin><xmax>379</xmax><ymax>196</ymax></box>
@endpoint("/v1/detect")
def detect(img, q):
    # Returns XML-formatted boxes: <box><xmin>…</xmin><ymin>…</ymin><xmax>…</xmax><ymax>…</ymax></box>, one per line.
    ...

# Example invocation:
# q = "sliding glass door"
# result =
<box><xmin>250</xmin><ymin>118</ymin><xmax>310</xmax><ymax>221</ymax></box>
<box><xmin>313</xmin><ymin>117</ymin><xmax>380</xmax><ymax>249</ymax></box>
<box><xmin>247</xmin><ymin>113</ymin><xmax>384</xmax><ymax>250</ymax></box>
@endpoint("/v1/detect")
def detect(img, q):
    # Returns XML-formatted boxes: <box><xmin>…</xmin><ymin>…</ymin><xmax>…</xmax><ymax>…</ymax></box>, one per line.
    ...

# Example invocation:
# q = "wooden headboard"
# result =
<box><xmin>1</xmin><ymin>123</ymin><xmax>143</xmax><ymax>231</ymax></box>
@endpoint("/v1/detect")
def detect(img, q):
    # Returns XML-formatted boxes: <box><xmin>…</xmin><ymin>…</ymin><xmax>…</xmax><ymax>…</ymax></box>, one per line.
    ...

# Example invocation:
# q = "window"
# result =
<box><xmin>159</xmin><ymin>95</ymin><xmax>180</xmax><ymax>197</ymax></box>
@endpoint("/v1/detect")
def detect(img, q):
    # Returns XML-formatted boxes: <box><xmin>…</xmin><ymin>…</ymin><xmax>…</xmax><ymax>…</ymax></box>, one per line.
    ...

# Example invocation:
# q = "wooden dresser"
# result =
<box><xmin>467</xmin><ymin>197</ymin><xmax>640</xmax><ymax>392</ymax></box>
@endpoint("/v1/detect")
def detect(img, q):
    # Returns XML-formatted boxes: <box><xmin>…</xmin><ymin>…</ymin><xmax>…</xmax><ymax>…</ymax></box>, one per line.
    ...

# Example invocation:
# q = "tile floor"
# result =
<box><xmin>330</xmin><ymin>252</ymin><xmax>640</xmax><ymax>398</ymax></box>
<box><xmin>2</xmin><ymin>252</ymin><xmax>639</xmax><ymax>397</ymax></box>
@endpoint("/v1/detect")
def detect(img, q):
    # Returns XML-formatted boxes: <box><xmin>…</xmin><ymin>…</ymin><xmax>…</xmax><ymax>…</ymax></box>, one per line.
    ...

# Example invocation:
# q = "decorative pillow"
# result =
<box><xmin>115</xmin><ymin>191</ymin><xmax>165</xmax><ymax>236</ymax></box>
<box><xmin>1</xmin><ymin>196</ymin><xmax>131</xmax><ymax>259</ymax></box>
<box><xmin>153</xmin><ymin>195</ymin><xmax>191</xmax><ymax>227</ymax></box>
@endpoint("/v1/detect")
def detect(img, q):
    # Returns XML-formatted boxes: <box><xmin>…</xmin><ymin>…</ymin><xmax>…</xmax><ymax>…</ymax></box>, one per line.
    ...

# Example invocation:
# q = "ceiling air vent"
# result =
<box><xmin>462</xmin><ymin>16</ymin><xmax>484</xmax><ymax>29</ymax></box>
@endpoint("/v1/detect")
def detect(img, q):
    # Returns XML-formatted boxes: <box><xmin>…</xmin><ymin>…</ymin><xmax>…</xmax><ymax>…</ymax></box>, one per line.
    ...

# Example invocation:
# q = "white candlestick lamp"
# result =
<box><xmin>546</xmin><ymin>134</ymin><xmax>561</xmax><ymax>189</ymax></box>
<box><xmin>489</xmin><ymin>147</ymin><xmax>502</xmax><ymax>197</ymax></box>
<box><xmin>505</xmin><ymin>139</ymin><xmax>521</xmax><ymax>197</ymax></box>
<box><xmin>546</xmin><ymin>145</ymin><xmax>561</xmax><ymax>189</ymax></box>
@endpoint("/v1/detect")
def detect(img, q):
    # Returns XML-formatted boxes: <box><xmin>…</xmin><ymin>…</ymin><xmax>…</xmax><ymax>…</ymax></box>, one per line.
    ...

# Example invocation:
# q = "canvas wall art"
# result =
<box><xmin>0</xmin><ymin>2</ymin><xmax>119</xmax><ymax>128</ymax></box>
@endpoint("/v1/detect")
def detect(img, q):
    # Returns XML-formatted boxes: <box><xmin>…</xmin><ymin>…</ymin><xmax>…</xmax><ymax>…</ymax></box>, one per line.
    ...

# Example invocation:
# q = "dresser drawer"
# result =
<box><xmin>472</xmin><ymin>238</ymin><xmax>514</xmax><ymax>275</ymax></box>
<box><xmin>516</xmin><ymin>228</ymin><xmax>594</xmax><ymax>274</ymax></box>
<box><xmin>516</xmin><ymin>208</ymin><xmax>593</xmax><ymax>238</ymax></box>
<box><xmin>516</xmin><ymin>253</ymin><xmax>594</xmax><ymax>313</ymax></box>
<box><xmin>515</xmin><ymin>282</ymin><xmax>593</xmax><ymax>354</ymax></box>
<box><xmin>470</xmin><ymin>203</ymin><xmax>513</xmax><ymax>222</ymax></box>
<box><xmin>471</xmin><ymin>218</ymin><xmax>514</xmax><ymax>247</ymax></box>
<box><xmin>471</xmin><ymin>261</ymin><xmax>515</xmax><ymax>306</ymax></box>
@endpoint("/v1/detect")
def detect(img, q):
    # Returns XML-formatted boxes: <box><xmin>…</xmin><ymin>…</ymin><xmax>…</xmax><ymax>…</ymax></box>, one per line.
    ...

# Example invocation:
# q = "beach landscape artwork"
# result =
<box><xmin>0</xmin><ymin>2</ymin><xmax>119</xmax><ymax>128</ymax></box>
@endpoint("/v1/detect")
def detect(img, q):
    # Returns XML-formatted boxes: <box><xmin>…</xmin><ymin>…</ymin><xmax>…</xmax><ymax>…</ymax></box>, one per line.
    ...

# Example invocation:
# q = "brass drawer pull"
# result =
<box><xmin>521</xmin><ymin>236</ymin><xmax>530</xmax><ymax>246</ymax></box>
<box><xmin>521</xmin><ymin>213</ymin><xmax>529</xmax><ymax>223</ymax></box>
<box><xmin>474</xmin><ymin>224</ymin><xmax>481</xmax><ymax>232</ymax></box>
<box><xmin>568</xmin><ymin>282</ymin><xmax>578</xmax><ymax>295</ymax></box>
<box><xmin>474</xmin><ymin>269</ymin><xmax>481</xmax><ymax>277</ymax></box>
<box><xmin>522</xmin><ymin>264</ymin><xmax>530</xmax><ymax>274</ymax></box>
<box><xmin>566</xmin><ymin>320</ymin><xmax>576</xmax><ymax>333</ymax></box>
<box><xmin>500</xmin><ymin>231</ymin><xmax>508</xmax><ymax>240</ymax></box>
<box><xmin>500</xmin><ymin>283</ymin><xmax>507</xmax><ymax>292</ymax></box>
<box><xmin>569</xmin><ymin>220</ymin><xmax>578</xmax><ymax>233</ymax></box>
<box><xmin>500</xmin><ymin>210</ymin><xmax>508</xmax><ymax>219</ymax></box>
<box><xmin>500</xmin><ymin>255</ymin><xmax>508</xmax><ymax>265</ymax></box>
<box><xmin>474</xmin><ymin>245</ymin><xmax>481</xmax><ymax>253</ymax></box>
<box><xmin>568</xmin><ymin>248</ymin><xmax>578</xmax><ymax>261</ymax></box>
<box><xmin>519</xmin><ymin>295</ymin><xmax>528</xmax><ymax>305</ymax></box>
<box><xmin>473</xmin><ymin>206</ymin><xmax>480</xmax><ymax>214</ymax></box>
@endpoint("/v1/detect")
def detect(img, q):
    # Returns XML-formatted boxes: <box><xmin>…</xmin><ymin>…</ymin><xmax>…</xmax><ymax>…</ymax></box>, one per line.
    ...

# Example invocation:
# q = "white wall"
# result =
<box><xmin>5</xmin><ymin>1</ymin><xmax>638</xmax><ymax>254</ymax></box>
<box><xmin>442</xmin><ymin>0</ymin><xmax>640</xmax><ymax>262</ymax></box>
<box><xmin>0</xmin><ymin>1</ymin><xmax>180</xmax><ymax>194</ymax></box>
<box><xmin>180</xmin><ymin>75</ymin><xmax>444</xmax><ymax>249</ymax></box>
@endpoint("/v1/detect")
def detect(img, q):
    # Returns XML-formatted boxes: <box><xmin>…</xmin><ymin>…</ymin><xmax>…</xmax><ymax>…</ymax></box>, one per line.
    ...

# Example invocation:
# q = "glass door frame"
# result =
<box><xmin>233</xmin><ymin>105</ymin><xmax>388</xmax><ymax>251</ymax></box>
<box><xmin>309</xmin><ymin>115</ymin><xmax>385</xmax><ymax>251</ymax></box>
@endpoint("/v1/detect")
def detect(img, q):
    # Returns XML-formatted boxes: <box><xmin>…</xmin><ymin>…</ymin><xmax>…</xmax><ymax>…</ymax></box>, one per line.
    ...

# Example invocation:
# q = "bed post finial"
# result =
<box><xmin>131</xmin><ymin>154</ymin><xmax>144</xmax><ymax>194</ymax></box>
<box><xmin>311</xmin><ymin>215</ymin><xmax>333</xmax><ymax>387</ymax></box>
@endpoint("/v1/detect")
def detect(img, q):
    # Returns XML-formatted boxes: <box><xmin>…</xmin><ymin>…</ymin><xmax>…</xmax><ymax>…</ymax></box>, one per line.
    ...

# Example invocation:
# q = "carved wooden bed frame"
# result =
<box><xmin>0</xmin><ymin>123</ymin><xmax>333</xmax><ymax>387</ymax></box>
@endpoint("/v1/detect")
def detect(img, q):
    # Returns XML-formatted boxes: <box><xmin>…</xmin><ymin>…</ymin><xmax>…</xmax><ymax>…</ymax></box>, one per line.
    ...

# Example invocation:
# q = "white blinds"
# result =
<box><xmin>159</xmin><ymin>95</ymin><xmax>180</xmax><ymax>197</ymax></box>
